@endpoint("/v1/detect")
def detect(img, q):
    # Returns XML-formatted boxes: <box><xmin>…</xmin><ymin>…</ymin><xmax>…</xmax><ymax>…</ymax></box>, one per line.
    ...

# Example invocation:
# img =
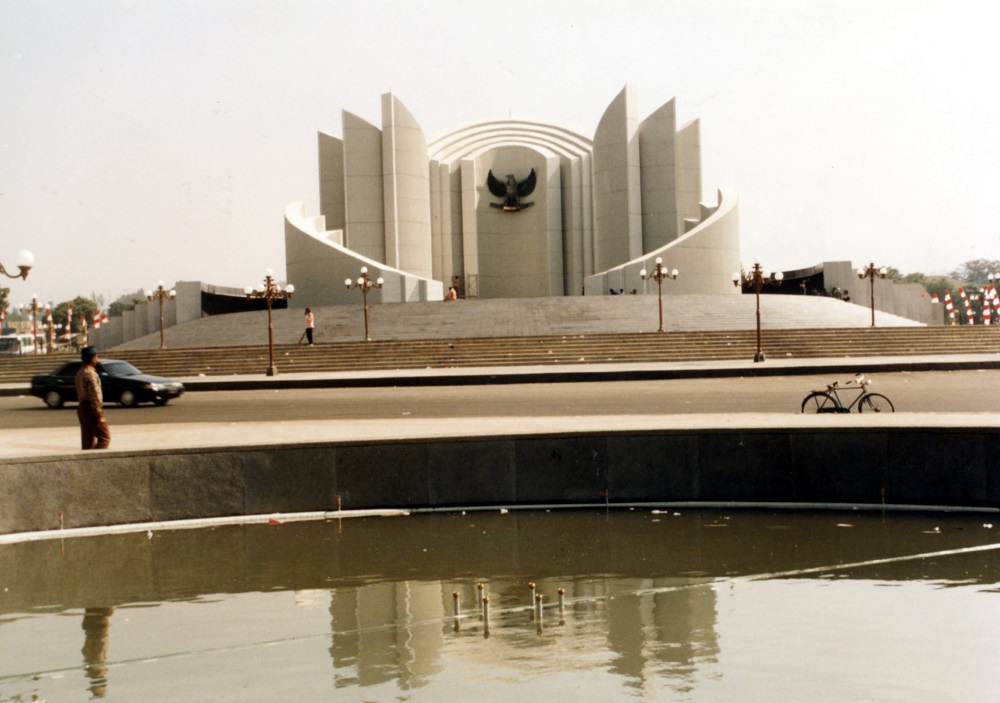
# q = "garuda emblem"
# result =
<box><xmin>487</xmin><ymin>168</ymin><xmax>536</xmax><ymax>211</ymax></box>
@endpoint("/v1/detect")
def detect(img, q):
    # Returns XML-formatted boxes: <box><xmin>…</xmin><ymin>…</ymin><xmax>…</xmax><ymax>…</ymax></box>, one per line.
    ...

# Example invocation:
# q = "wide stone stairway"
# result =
<box><xmin>0</xmin><ymin>295</ymin><xmax>1000</xmax><ymax>383</ymax></box>
<box><xmin>1</xmin><ymin>295</ymin><xmax>996</xmax><ymax>383</ymax></box>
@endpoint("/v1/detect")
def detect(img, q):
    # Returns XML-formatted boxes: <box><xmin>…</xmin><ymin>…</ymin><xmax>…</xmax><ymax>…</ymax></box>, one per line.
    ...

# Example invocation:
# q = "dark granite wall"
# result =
<box><xmin>2</xmin><ymin>426</ymin><xmax>998</xmax><ymax>535</ymax></box>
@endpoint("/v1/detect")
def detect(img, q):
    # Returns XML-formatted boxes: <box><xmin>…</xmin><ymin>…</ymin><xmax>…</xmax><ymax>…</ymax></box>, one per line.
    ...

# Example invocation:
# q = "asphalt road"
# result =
<box><xmin>2</xmin><ymin>369</ymin><xmax>997</xmax><ymax>430</ymax></box>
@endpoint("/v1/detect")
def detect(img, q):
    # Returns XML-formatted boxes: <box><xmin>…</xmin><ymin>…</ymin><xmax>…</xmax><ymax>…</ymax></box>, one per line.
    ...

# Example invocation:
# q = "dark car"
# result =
<box><xmin>30</xmin><ymin>359</ymin><xmax>184</xmax><ymax>408</ymax></box>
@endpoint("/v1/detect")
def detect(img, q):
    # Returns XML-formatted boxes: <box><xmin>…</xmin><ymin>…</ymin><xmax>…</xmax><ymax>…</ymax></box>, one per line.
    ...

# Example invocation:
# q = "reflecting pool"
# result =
<box><xmin>2</xmin><ymin>509</ymin><xmax>999</xmax><ymax>701</ymax></box>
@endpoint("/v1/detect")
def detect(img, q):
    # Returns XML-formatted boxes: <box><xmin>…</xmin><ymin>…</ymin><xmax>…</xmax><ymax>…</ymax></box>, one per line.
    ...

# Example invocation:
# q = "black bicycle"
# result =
<box><xmin>800</xmin><ymin>374</ymin><xmax>894</xmax><ymax>413</ymax></box>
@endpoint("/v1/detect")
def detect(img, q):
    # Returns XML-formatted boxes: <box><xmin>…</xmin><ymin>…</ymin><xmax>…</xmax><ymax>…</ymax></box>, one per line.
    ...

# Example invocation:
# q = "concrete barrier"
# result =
<box><xmin>2</xmin><ymin>424</ymin><xmax>998</xmax><ymax>535</ymax></box>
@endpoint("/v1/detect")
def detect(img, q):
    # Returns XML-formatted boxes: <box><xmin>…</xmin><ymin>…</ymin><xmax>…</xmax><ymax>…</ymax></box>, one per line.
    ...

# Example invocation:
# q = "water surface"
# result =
<box><xmin>2</xmin><ymin>509</ymin><xmax>998</xmax><ymax>701</ymax></box>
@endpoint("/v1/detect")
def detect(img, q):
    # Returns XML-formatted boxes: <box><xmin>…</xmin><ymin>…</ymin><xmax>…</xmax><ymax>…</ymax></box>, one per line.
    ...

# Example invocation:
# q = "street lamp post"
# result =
<box><xmin>733</xmin><ymin>262</ymin><xmax>784</xmax><ymax>363</ymax></box>
<box><xmin>345</xmin><ymin>267</ymin><xmax>383</xmax><ymax>341</ymax></box>
<box><xmin>145</xmin><ymin>281</ymin><xmax>177</xmax><ymax>350</ymax></box>
<box><xmin>639</xmin><ymin>257</ymin><xmax>679</xmax><ymax>333</ymax></box>
<box><xmin>0</xmin><ymin>250</ymin><xmax>34</xmax><ymax>280</ymax></box>
<box><xmin>857</xmin><ymin>262</ymin><xmax>888</xmax><ymax>327</ymax></box>
<box><xmin>18</xmin><ymin>295</ymin><xmax>43</xmax><ymax>354</ymax></box>
<box><xmin>244</xmin><ymin>269</ymin><xmax>294</xmax><ymax>376</ymax></box>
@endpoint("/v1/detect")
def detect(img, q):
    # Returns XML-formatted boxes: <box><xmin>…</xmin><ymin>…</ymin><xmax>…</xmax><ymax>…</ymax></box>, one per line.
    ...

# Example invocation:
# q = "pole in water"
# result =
<box><xmin>528</xmin><ymin>582</ymin><xmax>536</xmax><ymax>620</ymax></box>
<box><xmin>453</xmin><ymin>591</ymin><xmax>461</xmax><ymax>632</ymax></box>
<box><xmin>482</xmin><ymin>596</ymin><xmax>490</xmax><ymax>638</ymax></box>
<box><xmin>535</xmin><ymin>593</ymin><xmax>544</xmax><ymax>635</ymax></box>
<box><xmin>558</xmin><ymin>587</ymin><xmax>566</xmax><ymax>625</ymax></box>
<box><xmin>477</xmin><ymin>583</ymin><xmax>485</xmax><ymax>620</ymax></box>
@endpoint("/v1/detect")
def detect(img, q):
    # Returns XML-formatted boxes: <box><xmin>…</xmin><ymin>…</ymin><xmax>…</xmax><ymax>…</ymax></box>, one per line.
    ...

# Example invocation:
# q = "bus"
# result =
<box><xmin>0</xmin><ymin>334</ymin><xmax>38</xmax><ymax>355</ymax></box>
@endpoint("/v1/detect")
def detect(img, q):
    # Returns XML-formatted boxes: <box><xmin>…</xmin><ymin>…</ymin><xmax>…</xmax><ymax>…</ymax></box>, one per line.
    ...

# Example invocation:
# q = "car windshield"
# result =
<box><xmin>102</xmin><ymin>361</ymin><xmax>142</xmax><ymax>376</ymax></box>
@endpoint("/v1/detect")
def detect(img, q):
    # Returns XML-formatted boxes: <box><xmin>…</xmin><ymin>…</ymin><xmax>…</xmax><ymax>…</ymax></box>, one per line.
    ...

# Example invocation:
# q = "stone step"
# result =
<box><xmin>2</xmin><ymin>325</ymin><xmax>996</xmax><ymax>384</ymax></box>
<box><xmin>101</xmin><ymin>294</ymin><xmax>928</xmax><ymax>352</ymax></box>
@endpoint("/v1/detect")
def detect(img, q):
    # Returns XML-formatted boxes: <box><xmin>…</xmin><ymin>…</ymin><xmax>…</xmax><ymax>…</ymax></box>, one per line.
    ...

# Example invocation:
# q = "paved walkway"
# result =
<box><xmin>2</xmin><ymin>353</ymin><xmax>998</xmax><ymax>460</ymax></box>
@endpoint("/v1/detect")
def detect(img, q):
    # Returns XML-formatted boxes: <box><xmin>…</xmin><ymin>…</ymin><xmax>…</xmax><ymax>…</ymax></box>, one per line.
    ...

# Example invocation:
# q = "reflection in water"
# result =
<box><xmin>81</xmin><ymin>607</ymin><xmax>113</xmax><ymax>697</ymax></box>
<box><xmin>1</xmin><ymin>509</ymin><xmax>999</xmax><ymax>701</ymax></box>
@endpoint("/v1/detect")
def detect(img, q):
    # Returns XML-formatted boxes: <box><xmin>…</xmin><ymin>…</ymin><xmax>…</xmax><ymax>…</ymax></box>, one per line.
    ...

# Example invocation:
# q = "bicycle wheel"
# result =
<box><xmin>801</xmin><ymin>392</ymin><xmax>839</xmax><ymax>413</ymax></box>
<box><xmin>858</xmin><ymin>393</ymin><xmax>894</xmax><ymax>413</ymax></box>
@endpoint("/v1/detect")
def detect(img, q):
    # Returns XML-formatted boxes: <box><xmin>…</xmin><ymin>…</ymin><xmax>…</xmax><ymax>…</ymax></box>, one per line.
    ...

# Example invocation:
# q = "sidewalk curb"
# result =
<box><xmin>2</xmin><ymin>356</ymin><xmax>998</xmax><ymax>397</ymax></box>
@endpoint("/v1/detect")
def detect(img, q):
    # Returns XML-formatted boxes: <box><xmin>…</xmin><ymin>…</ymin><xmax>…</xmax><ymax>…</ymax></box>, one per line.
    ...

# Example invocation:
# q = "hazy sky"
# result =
<box><xmin>2</xmin><ymin>0</ymin><xmax>997</xmax><ymax>307</ymax></box>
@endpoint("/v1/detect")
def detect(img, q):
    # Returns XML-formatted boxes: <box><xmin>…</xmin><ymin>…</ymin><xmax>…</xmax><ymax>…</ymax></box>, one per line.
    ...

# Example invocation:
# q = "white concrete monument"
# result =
<box><xmin>285</xmin><ymin>86</ymin><xmax>740</xmax><ymax>305</ymax></box>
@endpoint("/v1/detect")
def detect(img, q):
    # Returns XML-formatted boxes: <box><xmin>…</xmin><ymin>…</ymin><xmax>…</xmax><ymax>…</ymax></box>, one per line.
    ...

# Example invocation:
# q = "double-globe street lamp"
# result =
<box><xmin>857</xmin><ymin>262</ymin><xmax>888</xmax><ymax>328</ymax></box>
<box><xmin>345</xmin><ymin>267</ymin><xmax>383</xmax><ymax>341</ymax></box>
<box><xmin>733</xmin><ymin>261</ymin><xmax>783</xmax><ymax>363</ymax></box>
<box><xmin>244</xmin><ymin>269</ymin><xmax>294</xmax><ymax>376</ymax></box>
<box><xmin>0</xmin><ymin>250</ymin><xmax>34</xmax><ymax>281</ymax></box>
<box><xmin>18</xmin><ymin>294</ymin><xmax>46</xmax><ymax>354</ymax></box>
<box><xmin>145</xmin><ymin>281</ymin><xmax>176</xmax><ymax>350</ymax></box>
<box><xmin>639</xmin><ymin>257</ymin><xmax>679</xmax><ymax>333</ymax></box>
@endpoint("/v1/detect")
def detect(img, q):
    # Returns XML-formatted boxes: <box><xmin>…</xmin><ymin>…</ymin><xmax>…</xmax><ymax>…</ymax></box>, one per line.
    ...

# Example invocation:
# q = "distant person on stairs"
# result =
<box><xmin>304</xmin><ymin>308</ymin><xmax>315</xmax><ymax>344</ymax></box>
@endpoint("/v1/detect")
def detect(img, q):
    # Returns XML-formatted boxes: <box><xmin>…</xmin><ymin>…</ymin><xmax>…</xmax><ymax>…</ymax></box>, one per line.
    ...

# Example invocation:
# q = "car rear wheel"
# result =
<box><xmin>119</xmin><ymin>389</ymin><xmax>137</xmax><ymax>407</ymax></box>
<box><xmin>44</xmin><ymin>390</ymin><xmax>64</xmax><ymax>409</ymax></box>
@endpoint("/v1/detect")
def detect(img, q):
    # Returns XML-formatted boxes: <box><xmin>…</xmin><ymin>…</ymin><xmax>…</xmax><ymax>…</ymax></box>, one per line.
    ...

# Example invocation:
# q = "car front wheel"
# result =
<box><xmin>44</xmin><ymin>390</ymin><xmax>64</xmax><ymax>409</ymax></box>
<box><xmin>119</xmin><ymin>389</ymin><xmax>137</xmax><ymax>407</ymax></box>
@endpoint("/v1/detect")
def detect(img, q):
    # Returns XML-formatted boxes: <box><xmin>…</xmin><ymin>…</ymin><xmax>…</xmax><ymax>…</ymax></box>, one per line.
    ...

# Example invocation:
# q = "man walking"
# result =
<box><xmin>75</xmin><ymin>345</ymin><xmax>110</xmax><ymax>450</ymax></box>
<box><xmin>304</xmin><ymin>307</ymin><xmax>315</xmax><ymax>345</ymax></box>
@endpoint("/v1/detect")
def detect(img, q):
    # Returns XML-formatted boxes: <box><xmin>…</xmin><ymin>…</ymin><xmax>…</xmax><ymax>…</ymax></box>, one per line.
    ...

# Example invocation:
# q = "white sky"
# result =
<box><xmin>2</xmin><ymin>0</ymin><xmax>997</xmax><ymax>306</ymax></box>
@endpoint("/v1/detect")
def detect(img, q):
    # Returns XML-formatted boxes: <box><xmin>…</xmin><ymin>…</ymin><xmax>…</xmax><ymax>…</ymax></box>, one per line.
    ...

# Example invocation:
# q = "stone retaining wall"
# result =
<box><xmin>2</xmin><ymin>426</ymin><xmax>998</xmax><ymax>535</ymax></box>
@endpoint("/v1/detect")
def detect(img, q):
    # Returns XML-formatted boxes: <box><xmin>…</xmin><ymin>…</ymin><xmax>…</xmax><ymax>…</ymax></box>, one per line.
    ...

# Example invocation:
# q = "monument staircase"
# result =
<box><xmin>2</xmin><ymin>295</ymin><xmax>996</xmax><ymax>384</ymax></box>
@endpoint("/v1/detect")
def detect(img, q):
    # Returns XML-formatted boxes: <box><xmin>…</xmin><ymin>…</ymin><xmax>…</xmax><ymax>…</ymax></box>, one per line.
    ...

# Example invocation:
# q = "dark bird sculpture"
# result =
<box><xmin>487</xmin><ymin>168</ymin><xmax>536</xmax><ymax>211</ymax></box>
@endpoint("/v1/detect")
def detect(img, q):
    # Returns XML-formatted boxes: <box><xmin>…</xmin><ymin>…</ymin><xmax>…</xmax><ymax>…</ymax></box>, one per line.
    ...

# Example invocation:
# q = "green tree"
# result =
<box><xmin>950</xmin><ymin>259</ymin><xmax>1000</xmax><ymax>285</ymax></box>
<box><xmin>108</xmin><ymin>294</ymin><xmax>144</xmax><ymax>318</ymax></box>
<box><xmin>52</xmin><ymin>297</ymin><xmax>99</xmax><ymax>334</ymax></box>
<box><xmin>0</xmin><ymin>286</ymin><xmax>9</xmax><ymax>319</ymax></box>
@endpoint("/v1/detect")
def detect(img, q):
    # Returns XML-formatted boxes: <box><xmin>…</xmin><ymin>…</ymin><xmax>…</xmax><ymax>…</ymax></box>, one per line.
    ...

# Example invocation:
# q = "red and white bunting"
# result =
<box><xmin>930</xmin><ymin>293</ymin><xmax>939</xmax><ymax>303</ymax></box>
<box><xmin>63</xmin><ymin>306</ymin><xmax>73</xmax><ymax>340</ymax></box>
<box><xmin>944</xmin><ymin>291</ymin><xmax>955</xmax><ymax>322</ymax></box>
<box><xmin>959</xmin><ymin>288</ymin><xmax>975</xmax><ymax>324</ymax></box>
<box><xmin>82</xmin><ymin>317</ymin><xmax>88</xmax><ymax>346</ymax></box>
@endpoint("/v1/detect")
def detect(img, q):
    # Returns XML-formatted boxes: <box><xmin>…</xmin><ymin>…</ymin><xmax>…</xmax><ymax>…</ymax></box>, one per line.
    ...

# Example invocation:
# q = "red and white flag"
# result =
<box><xmin>81</xmin><ymin>317</ymin><xmax>88</xmax><ymax>346</ymax></box>
<box><xmin>944</xmin><ymin>291</ymin><xmax>955</xmax><ymax>323</ymax></box>
<box><xmin>959</xmin><ymin>288</ymin><xmax>975</xmax><ymax>324</ymax></box>
<box><xmin>63</xmin><ymin>306</ymin><xmax>73</xmax><ymax>340</ymax></box>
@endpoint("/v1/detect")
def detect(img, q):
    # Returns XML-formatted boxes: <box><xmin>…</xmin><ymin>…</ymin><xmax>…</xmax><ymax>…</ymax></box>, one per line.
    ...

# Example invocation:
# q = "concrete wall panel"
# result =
<box><xmin>318</xmin><ymin>131</ymin><xmax>346</xmax><ymax>232</ymax></box>
<box><xmin>593</xmin><ymin>85</ymin><xmax>643</xmax><ymax>271</ymax></box>
<box><xmin>343</xmin><ymin>110</ymin><xmax>386</xmax><ymax>262</ymax></box>
<box><xmin>472</xmin><ymin>147</ymin><xmax>564</xmax><ymax>298</ymax></box>
<box><xmin>381</xmin><ymin>94</ymin><xmax>433</xmax><ymax>278</ymax></box>
<box><xmin>639</xmin><ymin>99</ymin><xmax>678</xmax><ymax>251</ymax></box>
<box><xmin>675</xmin><ymin>120</ymin><xmax>702</xmax><ymax>225</ymax></box>
<box><xmin>4</xmin><ymin>425</ymin><xmax>998</xmax><ymax>536</ymax></box>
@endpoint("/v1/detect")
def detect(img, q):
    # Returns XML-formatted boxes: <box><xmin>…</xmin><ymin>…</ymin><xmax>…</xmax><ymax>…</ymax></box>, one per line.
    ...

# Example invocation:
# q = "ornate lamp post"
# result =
<box><xmin>0</xmin><ymin>250</ymin><xmax>34</xmax><ymax>280</ymax></box>
<box><xmin>145</xmin><ymin>281</ymin><xmax>176</xmax><ymax>350</ymax></box>
<box><xmin>988</xmin><ymin>273</ymin><xmax>999</xmax><ymax>302</ymax></box>
<box><xmin>733</xmin><ymin>261</ymin><xmax>784</xmax><ymax>363</ymax></box>
<box><xmin>18</xmin><ymin>295</ymin><xmax>43</xmax><ymax>354</ymax></box>
<box><xmin>244</xmin><ymin>269</ymin><xmax>294</xmax><ymax>376</ymax></box>
<box><xmin>857</xmin><ymin>262</ymin><xmax>888</xmax><ymax>327</ymax></box>
<box><xmin>639</xmin><ymin>257</ymin><xmax>679</xmax><ymax>333</ymax></box>
<box><xmin>345</xmin><ymin>267</ymin><xmax>383</xmax><ymax>341</ymax></box>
